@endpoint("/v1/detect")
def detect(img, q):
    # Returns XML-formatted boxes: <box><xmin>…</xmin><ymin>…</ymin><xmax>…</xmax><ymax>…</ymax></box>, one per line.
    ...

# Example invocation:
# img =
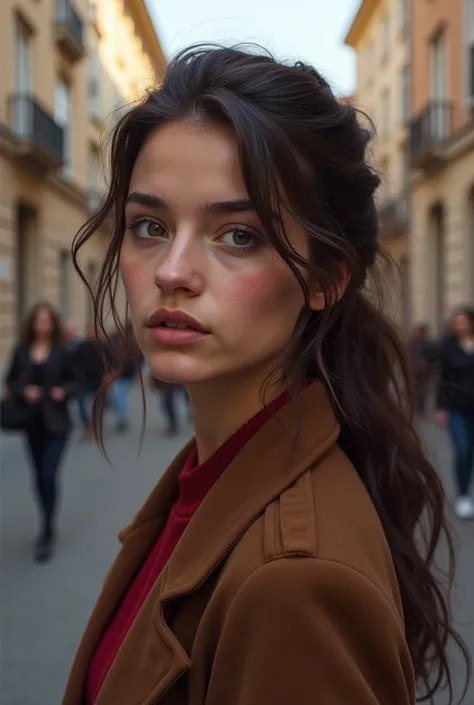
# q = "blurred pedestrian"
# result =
<box><xmin>64</xmin><ymin>320</ymin><xmax>81</xmax><ymax>351</ymax></box>
<box><xmin>74</xmin><ymin>325</ymin><xmax>107</xmax><ymax>440</ymax></box>
<box><xmin>63</xmin><ymin>47</ymin><xmax>469</xmax><ymax>705</ymax></box>
<box><xmin>3</xmin><ymin>302</ymin><xmax>80</xmax><ymax>562</ymax></box>
<box><xmin>410</xmin><ymin>323</ymin><xmax>436</xmax><ymax>416</ymax></box>
<box><xmin>108</xmin><ymin>322</ymin><xmax>142</xmax><ymax>432</ymax></box>
<box><xmin>149</xmin><ymin>374</ymin><xmax>190</xmax><ymax>436</ymax></box>
<box><xmin>435</xmin><ymin>308</ymin><xmax>474</xmax><ymax>519</ymax></box>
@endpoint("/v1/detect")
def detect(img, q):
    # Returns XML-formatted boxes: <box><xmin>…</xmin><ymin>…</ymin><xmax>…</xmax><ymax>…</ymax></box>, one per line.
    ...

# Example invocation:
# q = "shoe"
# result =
<box><xmin>454</xmin><ymin>496</ymin><xmax>474</xmax><ymax>520</ymax></box>
<box><xmin>34</xmin><ymin>534</ymin><xmax>55</xmax><ymax>563</ymax></box>
<box><xmin>165</xmin><ymin>426</ymin><xmax>178</xmax><ymax>437</ymax></box>
<box><xmin>116</xmin><ymin>420</ymin><xmax>128</xmax><ymax>433</ymax></box>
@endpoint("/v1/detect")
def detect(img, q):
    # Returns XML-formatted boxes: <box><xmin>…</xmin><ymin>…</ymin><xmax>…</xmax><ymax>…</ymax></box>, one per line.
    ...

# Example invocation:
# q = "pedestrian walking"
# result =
<box><xmin>148</xmin><ymin>374</ymin><xmax>190</xmax><ymax>436</ymax></box>
<box><xmin>108</xmin><ymin>323</ymin><xmax>142</xmax><ymax>432</ymax></box>
<box><xmin>74</xmin><ymin>326</ymin><xmax>107</xmax><ymax>440</ymax></box>
<box><xmin>63</xmin><ymin>47</ymin><xmax>469</xmax><ymax>705</ymax></box>
<box><xmin>435</xmin><ymin>307</ymin><xmax>474</xmax><ymax>520</ymax></box>
<box><xmin>410</xmin><ymin>323</ymin><xmax>436</xmax><ymax>416</ymax></box>
<box><xmin>2</xmin><ymin>302</ymin><xmax>80</xmax><ymax>562</ymax></box>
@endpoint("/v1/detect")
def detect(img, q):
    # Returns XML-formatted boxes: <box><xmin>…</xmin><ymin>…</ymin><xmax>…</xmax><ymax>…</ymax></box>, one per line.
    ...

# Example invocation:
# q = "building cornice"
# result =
<box><xmin>344</xmin><ymin>0</ymin><xmax>381</xmax><ymax>47</ymax></box>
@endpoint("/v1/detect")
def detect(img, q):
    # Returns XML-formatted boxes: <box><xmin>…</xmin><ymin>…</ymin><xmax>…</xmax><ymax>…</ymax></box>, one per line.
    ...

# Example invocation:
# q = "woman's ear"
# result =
<box><xmin>308</xmin><ymin>266</ymin><xmax>350</xmax><ymax>312</ymax></box>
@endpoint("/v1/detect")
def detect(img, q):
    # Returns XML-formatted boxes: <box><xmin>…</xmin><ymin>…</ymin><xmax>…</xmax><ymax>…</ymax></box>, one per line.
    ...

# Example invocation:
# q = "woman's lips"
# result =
<box><xmin>148</xmin><ymin>325</ymin><xmax>209</xmax><ymax>346</ymax></box>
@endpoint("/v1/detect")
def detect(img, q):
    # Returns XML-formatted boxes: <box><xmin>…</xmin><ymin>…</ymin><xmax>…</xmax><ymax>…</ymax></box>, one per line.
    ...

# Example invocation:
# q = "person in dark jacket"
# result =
<box><xmin>108</xmin><ymin>323</ymin><xmax>142</xmax><ymax>432</ymax></box>
<box><xmin>74</xmin><ymin>326</ymin><xmax>107</xmax><ymax>440</ymax></box>
<box><xmin>410</xmin><ymin>324</ymin><xmax>436</xmax><ymax>416</ymax></box>
<box><xmin>4</xmin><ymin>302</ymin><xmax>80</xmax><ymax>561</ymax></box>
<box><xmin>435</xmin><ymin>307</ymin><xmax>474</xmax><ymax>519</ymax></box>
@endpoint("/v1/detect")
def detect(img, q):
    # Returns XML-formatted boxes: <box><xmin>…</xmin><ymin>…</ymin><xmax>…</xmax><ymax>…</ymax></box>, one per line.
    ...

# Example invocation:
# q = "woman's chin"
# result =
<box><xmin>146</xmin><ymin>353</ymin><xmax>209</xmax><ymax>387</ymax></box>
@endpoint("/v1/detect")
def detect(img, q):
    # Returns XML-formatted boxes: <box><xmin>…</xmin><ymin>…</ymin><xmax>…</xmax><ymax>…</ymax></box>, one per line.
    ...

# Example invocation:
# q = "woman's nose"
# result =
<box><xmin>153</xmin><ymin>237</ymin><xmax>204</xmax><ymax>296</ymax></box>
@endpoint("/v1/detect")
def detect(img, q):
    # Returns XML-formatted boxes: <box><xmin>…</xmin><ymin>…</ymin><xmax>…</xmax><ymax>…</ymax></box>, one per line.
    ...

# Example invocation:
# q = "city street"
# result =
<box><xmin>1</xmin><ymin>390</ymin><xmax>473</xmax><ymax>705</ymax></box>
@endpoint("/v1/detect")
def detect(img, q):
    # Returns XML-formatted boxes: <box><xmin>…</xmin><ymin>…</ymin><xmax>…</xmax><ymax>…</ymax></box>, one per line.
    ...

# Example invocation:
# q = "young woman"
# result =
<box><xmin>63</xmin><ymin>47</ymin><xmax>469</xmax><ymax>705</ymax></box>
<box><xmin>4</xmin><ymin>302</ymin><xmax>80</xmax><ymax>562</ymax></box>
<box><xmin>435</xmin><ymin>308</ymin><xmax>474</xmax><ymax>520</ymax></box>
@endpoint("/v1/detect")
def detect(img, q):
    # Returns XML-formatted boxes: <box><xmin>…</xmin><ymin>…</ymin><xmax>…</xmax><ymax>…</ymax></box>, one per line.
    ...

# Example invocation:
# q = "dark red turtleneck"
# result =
<box><xmin>86</xmin><ymin>388</ymin><xmax>295</xmax><ymax>704</ymax></box>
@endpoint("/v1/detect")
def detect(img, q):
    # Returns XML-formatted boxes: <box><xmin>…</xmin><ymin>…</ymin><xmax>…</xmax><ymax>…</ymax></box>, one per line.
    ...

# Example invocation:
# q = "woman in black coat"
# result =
<box><xmin>4</xmin><ymin>302</ymin><xmax>80</xmax><ymax>562</ymax></box>
<box><xmin>435</xmin><ymin>307</ymin><xmax>474</xmax><ymax>520</ymax></box>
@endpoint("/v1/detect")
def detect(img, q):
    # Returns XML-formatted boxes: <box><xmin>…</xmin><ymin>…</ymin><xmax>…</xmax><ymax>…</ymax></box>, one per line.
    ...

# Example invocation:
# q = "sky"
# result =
<box><xmin>146</xmin><ymin>0</ymin><xmax>361</xmax><ymax>97</ymax></box>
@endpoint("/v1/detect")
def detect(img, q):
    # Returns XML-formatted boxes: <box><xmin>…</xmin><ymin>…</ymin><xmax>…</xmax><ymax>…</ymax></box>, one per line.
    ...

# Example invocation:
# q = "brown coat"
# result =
<box><xmin>63</xmin><ymin>382</ymin><xmax>416</xmax><ymax>705</ymax></box>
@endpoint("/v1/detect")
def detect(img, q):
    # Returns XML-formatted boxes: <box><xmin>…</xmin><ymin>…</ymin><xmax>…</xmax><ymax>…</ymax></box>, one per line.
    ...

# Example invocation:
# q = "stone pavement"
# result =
<box><xmin>0</xmin><ymin>391</ymin><xmax>473</xmax><ymax>705</ymax></box>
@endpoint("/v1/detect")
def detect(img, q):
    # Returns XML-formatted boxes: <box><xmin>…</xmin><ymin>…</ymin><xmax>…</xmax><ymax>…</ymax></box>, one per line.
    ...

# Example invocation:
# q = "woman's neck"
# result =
<box><xmin>188</xmin><ymin>373</ymin><xmax>288</xmax><ymax>463</ymax></box>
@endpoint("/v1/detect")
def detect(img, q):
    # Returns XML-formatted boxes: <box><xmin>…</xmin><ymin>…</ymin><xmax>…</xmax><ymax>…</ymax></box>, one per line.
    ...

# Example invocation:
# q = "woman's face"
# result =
<box><xmin>33</xmin><ymin>307</ymin><xmax>54</xmax><ymax>338</ymax></box>
<box><xmin>451</xmin><ymin>312</ymin><xmax>473</xmax><ymax>339</ymax></box>
<box><xmin>120</xmin><ymin>120</ymin><xmax>313</xmax><ymax>386</ymax></box>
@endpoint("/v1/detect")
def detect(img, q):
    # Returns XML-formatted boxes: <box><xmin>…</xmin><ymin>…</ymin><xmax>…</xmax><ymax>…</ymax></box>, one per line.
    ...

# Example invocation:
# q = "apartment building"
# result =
<box><xmin>409</xmin><ymin>0</ymin><xmax>474</xmax><ymax>334</ymax></box>
<box><xmin>0</xmin><ymin>0</ymin><xmax>166</xmax><ymax>365</ymax></box>
<box><xmin>345</xmin><ymin>0</ymin><xmax>411</xmax><ymax>326</ymax></box>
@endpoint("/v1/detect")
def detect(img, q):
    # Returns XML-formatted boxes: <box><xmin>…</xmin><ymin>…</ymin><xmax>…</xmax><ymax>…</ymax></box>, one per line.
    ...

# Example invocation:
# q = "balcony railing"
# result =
<box><xmin>55</xmin><ymin>0</ymin><xmax>84</xmax><ymax>61</ymax></box>
<box><xmin>410</xmin><ymin>100</ymin><xmax>453</xmax><ymax>169</ymax></box>
<box><xmin>9</xmin><ymin>94</ymin><xmax>64</xmax><ymax>171</ymax></box>
<box><xmin>378</xmin><ymin>192</ymin><xmax>409</xmax><ymax>234</ymax></box>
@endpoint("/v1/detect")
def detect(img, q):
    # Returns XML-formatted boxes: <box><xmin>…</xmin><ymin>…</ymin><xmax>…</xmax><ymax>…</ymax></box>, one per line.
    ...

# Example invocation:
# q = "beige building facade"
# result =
<box><xmin>0</xmin><ymin>0</ymin><xmax>166</xmax><ymax>366</ymax></box>
<box><xmin>345</xmin><ymin>0</ymin><xmax>411</xmax><ymax>327</ymax></box>
<box><xmin>409</xmin><ymin>0</ymin><xmax>474</xmax><ymax>335</ymax></box>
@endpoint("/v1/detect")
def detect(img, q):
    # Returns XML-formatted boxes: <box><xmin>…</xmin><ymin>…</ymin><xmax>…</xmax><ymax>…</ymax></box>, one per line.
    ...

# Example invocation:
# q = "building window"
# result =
<box><xmin>401</xmin><ymin>65</ymin><xmax>410</xmax><ymax>123</ymax></box>
<box><xmin>381</xmin><ymin>87</ymin><xmax>390</xmax><ymax>136</ymax></box>
<box><xmin>15</xmin><ymin>16</ymin><xmax>31</xmax><ymax>94</ymax></box>
<box><xmin>88</xmin><ymin>54</ymin><xmax>101</xmax><ymax>118</ymax></box>
<box><xmin>14</xmin><ymin>16</ymin><xmax>32</xmax><ymax>136</ymax></box>
<box><xmin>431</xmin><ymin>30</ymin><xmax>448</xmax><ymax>138</ymax></box>
<box><xmin>381</xmin><ymin>13</ymin><xmax>390</xmax><ymax>61</ymax></box>
<box><xmin>468</xmin><ymin>0</ymin><xmax>474</xmax><ymax>101</ymax></box>
<box><xmin>87</xmin><ymin>146</ymin><xmax>101</xmax><ymax>211</ymax></box>
<box><xmin>59</xmin><ymin>249</ymin><xmax>70</xmax><ymax>321</ymax></box>
<box><xmin>55</xmin><ymin>79</ymin><xmax>73</xmax><ymax>175</ymax></box>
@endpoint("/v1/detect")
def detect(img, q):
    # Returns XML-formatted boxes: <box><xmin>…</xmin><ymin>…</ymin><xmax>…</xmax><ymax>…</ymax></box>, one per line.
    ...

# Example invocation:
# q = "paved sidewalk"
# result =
<box><xmin>0</xmin><ymin>395</ymin><xmax>472</xmax><ymax>704</ymax></box>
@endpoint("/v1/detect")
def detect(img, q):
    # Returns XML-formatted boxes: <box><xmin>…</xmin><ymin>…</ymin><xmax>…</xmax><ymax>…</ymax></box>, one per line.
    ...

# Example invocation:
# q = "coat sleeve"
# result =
<box><xmin>205</xmin><ymin>558</ymin><xmax>415</xmax><ymax>705</ymax></box>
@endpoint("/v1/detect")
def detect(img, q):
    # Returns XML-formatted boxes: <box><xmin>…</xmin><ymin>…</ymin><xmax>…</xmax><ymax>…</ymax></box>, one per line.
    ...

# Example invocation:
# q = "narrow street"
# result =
<box><xmin>1</xmin><ymin>392</ymin><xmax>472</xmax><ymax>705</ymax></box>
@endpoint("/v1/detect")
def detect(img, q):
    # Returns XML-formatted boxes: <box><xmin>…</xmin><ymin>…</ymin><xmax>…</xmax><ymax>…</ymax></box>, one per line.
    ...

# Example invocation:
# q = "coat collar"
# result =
<box><xmin>62</xmin><ymin>381</ymin><xmax>340</xmax><ymax>705</ymax></box>
<box><xmin>121</xmin><ymin>380</ymin><xmax>340</xmax><ymax>599</ymax></box>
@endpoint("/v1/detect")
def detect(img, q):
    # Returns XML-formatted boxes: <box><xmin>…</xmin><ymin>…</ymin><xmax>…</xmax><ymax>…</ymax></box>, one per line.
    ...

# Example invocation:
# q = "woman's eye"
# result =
<box><xmin>220</xmin><ymin>227</ymin><xmax>258</xmax><ymax>250</ymax></box>
<box><xmin>129</xmin><ymin>219</ymin><xmax>166</xmax><ymax>240</ymax></box>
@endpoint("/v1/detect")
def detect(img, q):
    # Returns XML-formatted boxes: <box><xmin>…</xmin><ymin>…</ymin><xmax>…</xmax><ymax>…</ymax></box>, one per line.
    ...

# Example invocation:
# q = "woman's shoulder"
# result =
<box><xmin>225</xmin><ymin>445</ymin><xmax>402</xmax><ymax>618</ymax></box>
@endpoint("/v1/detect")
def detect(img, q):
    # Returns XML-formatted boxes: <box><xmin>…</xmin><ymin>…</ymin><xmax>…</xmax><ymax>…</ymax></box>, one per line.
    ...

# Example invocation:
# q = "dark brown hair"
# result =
<box><xmin>73</xmin><ymin>46</ymin><xmax>470</xmax><ymax>701</ymax></box>
<box><xmin>20</xmin><ymin>301</ymin><xmax>65</xmax><ymax>348</ymax></box>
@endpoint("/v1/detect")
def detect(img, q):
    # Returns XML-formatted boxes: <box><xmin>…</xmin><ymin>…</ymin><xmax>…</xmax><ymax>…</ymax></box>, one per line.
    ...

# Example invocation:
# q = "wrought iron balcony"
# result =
<box><xmin>54</xmin><ymin>0</ymin><xmax>84</xmax><ymax>62</ymax></box>
<box><xmin>378</xmin><ymin>192</ymin><xmax>409</xmax><ymax>235</ymax></box>
<box><xmin>410</xmin><ymin>100</ymin><xmax>453</xmax><ymax>171</ymax></box>
<box><xmin>9</xmin><ymin>94</ymin><xmax>64</xmax><ymax>173</ymax></box>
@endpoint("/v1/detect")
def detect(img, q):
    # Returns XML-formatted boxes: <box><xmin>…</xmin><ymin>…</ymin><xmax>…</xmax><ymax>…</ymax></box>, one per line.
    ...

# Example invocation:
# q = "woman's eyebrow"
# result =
<box><xmin>126</xmin><ymin>192</ymin><xmax>282</xmax><ymax>223</ymax></box>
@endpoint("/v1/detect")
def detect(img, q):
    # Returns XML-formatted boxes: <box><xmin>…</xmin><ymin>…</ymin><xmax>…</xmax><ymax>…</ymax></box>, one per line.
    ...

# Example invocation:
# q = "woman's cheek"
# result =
<box><xmin>222</xmin><ymin>266</ymin><xmax>302</xmax><ymax>315</ymax></box>
<box><xmin>120</xmin><ymin>254</ymin><xmax>150</xmax><ymax>309</ymax></box>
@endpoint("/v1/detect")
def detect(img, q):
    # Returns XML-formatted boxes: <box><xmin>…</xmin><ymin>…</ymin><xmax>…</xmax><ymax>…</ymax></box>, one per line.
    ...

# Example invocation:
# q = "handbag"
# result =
<box><xmin>1</xmin><ymin>347</ymin><xmax>32</xmax><ymax>432</ymax></box>
<box><xmin>0</xmin><ymin>393</ymin><xmax>31</xmax><ymax>432</ymax></box>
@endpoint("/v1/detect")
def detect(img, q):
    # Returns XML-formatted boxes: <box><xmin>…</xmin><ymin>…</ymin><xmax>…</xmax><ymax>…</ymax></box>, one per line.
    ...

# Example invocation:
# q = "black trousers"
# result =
<box><xmin>25</xmin><ymin>427</ymin><xmax>68</xmax><ymax>537</ymax></box>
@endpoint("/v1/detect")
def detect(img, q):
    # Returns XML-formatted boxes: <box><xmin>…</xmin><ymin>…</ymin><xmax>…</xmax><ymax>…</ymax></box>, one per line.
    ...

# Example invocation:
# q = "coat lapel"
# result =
<box><xmin>62</xmin><ymin>381</ymin><xmax>340</xmax><ymax>705</ymax></box>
